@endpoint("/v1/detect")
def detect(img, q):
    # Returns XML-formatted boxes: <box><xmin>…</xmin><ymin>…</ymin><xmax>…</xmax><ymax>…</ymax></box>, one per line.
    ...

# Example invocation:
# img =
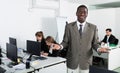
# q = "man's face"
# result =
<box><xmin>106</xmin><ymin>31</ymin><xmax>111</xmax><ymax>36</ymax></box>
<box><xmin>76</xmin><ymin>7</ymin><xmax>88</xmax><ymax>23</ymax></box>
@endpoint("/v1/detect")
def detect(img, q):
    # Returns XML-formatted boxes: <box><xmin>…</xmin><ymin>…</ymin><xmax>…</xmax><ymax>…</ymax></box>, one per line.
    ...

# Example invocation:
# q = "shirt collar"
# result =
<box><xmin>76</xmin><ymin>20</ymin><xmax>86</xmax><ymax>30</ymax></box>
<box><xmin>77</xmin><ymin>21</ymin><xmax>86</xmax><ymax>25</ymax></box>
<box><xmin>107</xmin><ymin>34</ymin><xmax>111</xmax><ymax>37</ymax></box>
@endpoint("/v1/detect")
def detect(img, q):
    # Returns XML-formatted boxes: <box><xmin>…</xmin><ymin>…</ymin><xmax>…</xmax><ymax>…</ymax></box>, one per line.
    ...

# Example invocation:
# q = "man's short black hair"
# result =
<box><xmin>106</xmin><ymin>28</ymin><xmax>112</xmax><ymax>32</ymax></box>
<box><xmin>77</xmin><ymin>5</ymin><xmax>88</xmax><ymax>12</ymax></box>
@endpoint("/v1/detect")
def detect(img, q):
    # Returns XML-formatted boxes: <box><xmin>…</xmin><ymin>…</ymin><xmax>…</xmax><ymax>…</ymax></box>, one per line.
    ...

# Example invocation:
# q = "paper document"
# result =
<box><xmin>13</xmin><ymin>63</ymin><xmax>25</xmax><ymax>70</ymax></box>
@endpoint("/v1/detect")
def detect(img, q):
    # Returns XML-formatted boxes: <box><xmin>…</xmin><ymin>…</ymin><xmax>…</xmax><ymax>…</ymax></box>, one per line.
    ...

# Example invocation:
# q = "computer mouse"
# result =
<box><xmin>7</xmin><ymin>64</ymin><xmax>13</xmax><ymax>68</ymax></box>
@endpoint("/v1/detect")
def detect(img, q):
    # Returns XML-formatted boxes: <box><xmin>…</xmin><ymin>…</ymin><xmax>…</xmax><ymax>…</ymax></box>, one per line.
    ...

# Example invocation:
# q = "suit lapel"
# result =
<box><xmin>72</xmin><ymin>22</ymin><xmax>81</xmax><ymax>39</ymax></box>
<box><xmin>82</xmin><ymin>22</ymin><xmax>90</xmax><ymax>38</ymax></box>
<box><xmin>72</xmin><ymin>22</ymin><xmax>90</xmax><ymax>39</ymax></box>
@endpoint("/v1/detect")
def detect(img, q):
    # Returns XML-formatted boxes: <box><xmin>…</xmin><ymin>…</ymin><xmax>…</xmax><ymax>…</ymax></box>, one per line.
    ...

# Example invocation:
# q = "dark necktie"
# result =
<box><xmin>79</xmin><ymin>24</ymin><xmax>82</xmax><ymax>36</ymax></box>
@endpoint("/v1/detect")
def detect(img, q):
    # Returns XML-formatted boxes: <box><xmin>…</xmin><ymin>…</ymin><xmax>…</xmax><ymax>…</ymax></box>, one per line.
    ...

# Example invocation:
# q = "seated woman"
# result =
<box><xmin>41</xmin><ymin>36</ymin><xmax>60</xmax><ymax>57</ymax></box>
<box><xmin>35</xmin><ymin>31</ymin><xmax>49</xmax><ymax>54</ymax></box>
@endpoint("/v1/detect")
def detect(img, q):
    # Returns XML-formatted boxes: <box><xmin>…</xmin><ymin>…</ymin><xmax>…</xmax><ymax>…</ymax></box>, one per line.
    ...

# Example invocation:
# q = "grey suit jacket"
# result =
<box><xmin>61</xmin><ymin>21</ymin><xmax>99</xmax><ymax>70</ymax></box>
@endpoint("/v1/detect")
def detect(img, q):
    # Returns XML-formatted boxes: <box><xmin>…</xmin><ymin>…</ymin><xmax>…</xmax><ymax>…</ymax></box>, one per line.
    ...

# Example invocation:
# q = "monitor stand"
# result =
<box><xmin>7</xmin><ymin>57</ymin><xmax>23</xmax><ymax>68</ymax></box>
<box><xmin>7</xmin><ymin>61</ymin><xmax>18</xmax><ymax>68</ymax></box>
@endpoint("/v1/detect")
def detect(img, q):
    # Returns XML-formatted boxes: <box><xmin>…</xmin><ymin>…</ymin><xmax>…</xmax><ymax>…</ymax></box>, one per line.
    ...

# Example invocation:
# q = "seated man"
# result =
<box><xmin>101</xmin><ymin>28</ymin><xmax>119</xmax><ymax>46</ymax></box>
<box><xmin>93</xmin><ymin>28</ymin><xmax>119</xmax><ymax>65</ymax></box>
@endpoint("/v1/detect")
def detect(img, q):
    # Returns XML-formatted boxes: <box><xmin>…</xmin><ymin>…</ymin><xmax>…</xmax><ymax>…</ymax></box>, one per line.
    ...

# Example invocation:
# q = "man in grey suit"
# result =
<box><xmin>53</xmin><ymin>5</ymin><xmax>109</xmax><ymax>73</ymax></box>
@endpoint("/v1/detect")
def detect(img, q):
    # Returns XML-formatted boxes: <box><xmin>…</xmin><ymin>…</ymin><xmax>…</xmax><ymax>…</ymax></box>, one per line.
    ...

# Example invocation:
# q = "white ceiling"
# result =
<box><xmin>67</xmin><ymin>0</ymin><xmax>120</xmax><ymax>5</ymax></box>
<box><xmin>42</xmin><ymin>0</ymin><xmax>120</xmax><ymax>9</ymax></box>
<box><xmin>66</xmin><ymin>0</ymin><xmax>120</xmax><ymax>9</ymax></box>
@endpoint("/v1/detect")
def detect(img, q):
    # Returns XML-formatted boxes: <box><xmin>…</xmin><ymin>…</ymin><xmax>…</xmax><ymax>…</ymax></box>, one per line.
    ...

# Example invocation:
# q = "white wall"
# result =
<box><xmin>115</xmin><ymin>8</ymin><xmax>120</xmax><ymax>42</ymax></box>
<box><xmin>87</xmin><ymin>8</ymin><xmax>120</xmax><ymax>43</ymax></box>
<box><xmin>0</xmin><ymin>0</ymin><xmax>56</xmax><ymax>49</ymax></box>
<box><xmin>0</xmin><ymin>0</ymin><xmax>120</xmax><ymax>50</ymax></box>
<box><xmin>56</xmin><ymin>17</ymin><xmax>67</xmax><ymax>43</ymax></box>
<box><xmin>59</xmin><ymin>3</ymin><xmax>120</xmax><ymax>43</ymax></box>
<box><xmin>59</xmin><ymin>1</ymin><xmax>120</xmax><ymax>42</ymax></box>
<box><xmin>87</xmin><ymin>8</ymin><xmax>116</xmax><ymax>41</ymax></box>
<box><xmin>0</xmin><ymin>0</ymin><xmax>80</xmax><ymax>49</ymax></box>
<box><xmin>59</xmin><ymin>0</ymin><xmax>81</xmax><ymax>22</ymax></box>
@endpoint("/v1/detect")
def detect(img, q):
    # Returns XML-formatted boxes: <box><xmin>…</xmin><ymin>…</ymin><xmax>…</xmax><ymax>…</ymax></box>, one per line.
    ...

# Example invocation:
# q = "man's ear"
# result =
<box><xmin>76</xmin><ymin>12</ymin><xmax>78</xmax><ymax>16</ymax></box>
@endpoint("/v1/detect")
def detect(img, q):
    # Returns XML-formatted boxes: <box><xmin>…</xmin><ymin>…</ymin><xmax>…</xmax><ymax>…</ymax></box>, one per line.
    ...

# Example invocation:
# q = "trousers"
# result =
<box><xmin>67</xmin><ymin>66</ymin><xmax>89</xmax><ymax>73</ymax></box>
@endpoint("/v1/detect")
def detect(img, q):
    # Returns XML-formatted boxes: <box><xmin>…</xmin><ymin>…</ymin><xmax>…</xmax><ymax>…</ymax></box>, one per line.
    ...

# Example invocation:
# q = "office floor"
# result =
<box><xmin>114</xmin><ymin>67</ymin><xmax>120</xmax><ymax>73</ymax></box>
<box><xmin>34</xmin><ymin>66</ymin><xmax>120</xmax><ymax>73</ymax></box>
<box><xmin>93</xmin><ymin>58</ymin><xmax>120</xmax><ymax>73</ymax></box>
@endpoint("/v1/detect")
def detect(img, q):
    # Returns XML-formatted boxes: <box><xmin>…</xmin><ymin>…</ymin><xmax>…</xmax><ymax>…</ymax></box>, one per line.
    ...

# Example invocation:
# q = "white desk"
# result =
<box><xmin>0</xmin><ymin>52</ymin><xmax>34</xmax><ymax>73</ymax></box>
<box><xmin>31</xmin><ymin>57</ymin><xmax>66</xmax><ymax>73</ymax></box>
<box><xmin>0</xmin><ymin>58</ymin><xmax>34</xmax><ymax>73</ymax></box>
<box><xmin>93</xmin><ymin>47</ymin><xmax>120</xmax><ymax>70</ymax></box>
<box><xmin>1</xmin><ymin>49</ymin><xmax>66</xmax><ymax>73</ymax></box>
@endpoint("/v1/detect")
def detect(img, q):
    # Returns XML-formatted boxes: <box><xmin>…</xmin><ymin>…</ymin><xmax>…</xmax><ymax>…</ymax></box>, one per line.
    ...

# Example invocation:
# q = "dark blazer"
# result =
<box><xmin>59</xmin><ymin>47</ymin><xmax>68</xmax><ymax>58</ymax></box>
<box><xmin>37</xmin><ymin>39</ymin><xmax>49</xmax><ymax>53</ymax></box>
<box><xmin>48</xmin><ymin>50</ymin><xmax>60</xmax><ymax>57</ymax></box>
<box><xmin>102</xmin><ymin>34</ymin><xmax>119</xmax><ymax>45</ymax></box>
<box><xmin>38</xmin><ymin>40</ymin><xmax>60</xmax><ymax>57</ymax></box>
<box><xmin>48</xmin><ymin>42</ymin><xmax>60</xmax><ymax>57</ymax></box>
<box><xmin>61</xmin><ymin>21</ymin><xmax>99</xmax><ymax>70</ymax></box>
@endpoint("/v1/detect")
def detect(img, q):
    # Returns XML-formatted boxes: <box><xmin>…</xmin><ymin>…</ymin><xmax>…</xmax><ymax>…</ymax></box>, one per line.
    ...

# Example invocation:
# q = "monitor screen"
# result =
<box><xmin>26</xmin><ymin>40</ymin><xmax>41</xmax><ymax>56</ymax></box>
<box><xmin>6</xmin><ymin>43</ymin><xmax>17</xmax><ymax>63</ymax></box>
<box><xmin>9</xmin><ymin>37</ymin><xmax>17</xmax><ymax>46</ymax></box>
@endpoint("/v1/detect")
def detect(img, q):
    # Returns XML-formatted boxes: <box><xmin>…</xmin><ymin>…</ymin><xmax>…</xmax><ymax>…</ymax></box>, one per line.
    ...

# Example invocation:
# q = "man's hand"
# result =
<box><xmin>52</xmin><ymin>44</ymin><xmax>61</xmax><ymax>50</ymax></box>
<box><xmin>98</xmin><ymin>48</ymin><xmax>110</xmax><ymax>53</ymax></box>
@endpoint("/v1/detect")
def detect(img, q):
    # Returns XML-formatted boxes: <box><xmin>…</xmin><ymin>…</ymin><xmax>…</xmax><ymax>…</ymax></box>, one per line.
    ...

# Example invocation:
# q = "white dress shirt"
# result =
<box><xmin>77</xmin><ymin>21</ymin><xmax>86</xmax><ymax>32</ymax></box>
<box><xmin>107</xmin><ymin>35</ymin><xmax>110</xmax><ymax>43</ymax></box>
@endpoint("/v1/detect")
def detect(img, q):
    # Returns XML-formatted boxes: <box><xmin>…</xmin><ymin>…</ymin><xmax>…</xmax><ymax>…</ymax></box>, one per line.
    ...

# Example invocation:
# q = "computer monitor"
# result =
<box><xmin>9</xmin><ymin>37</ymin><xmax>17</xmax><ymax>46</ymax></box>
<box><xmin>6</xmin><ymin>43</ymin><xmax>17</xmax><ymax>63</ymax></box>
<box><xmin>26</xmin><ymin>40</ymin><xmax>41</xmax><ymax>56</ymax></box>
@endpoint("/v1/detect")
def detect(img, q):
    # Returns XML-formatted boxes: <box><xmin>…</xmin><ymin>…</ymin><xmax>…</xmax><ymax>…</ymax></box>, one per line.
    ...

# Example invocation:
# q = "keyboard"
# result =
<box><xmin>33</xmin><ymin>56</ymin><xmax>47</xmax><ymax>60</ymax></box>
<box><xmin>0</xmin><ymin>66</ymin><xmax>6</xmax><ymax>73</ymax></box>
<box><xmin>39</xmin><ymin>56</ymin><xmax>47</xmax><ymax>60</ymax></box>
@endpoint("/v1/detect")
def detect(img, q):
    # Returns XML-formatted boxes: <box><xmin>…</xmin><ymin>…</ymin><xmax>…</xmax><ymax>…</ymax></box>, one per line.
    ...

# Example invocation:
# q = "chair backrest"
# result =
<box><xmin>115</xmin><ymin>38</ymin><xmax>119</xmax><ymax>45</ymax></box>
